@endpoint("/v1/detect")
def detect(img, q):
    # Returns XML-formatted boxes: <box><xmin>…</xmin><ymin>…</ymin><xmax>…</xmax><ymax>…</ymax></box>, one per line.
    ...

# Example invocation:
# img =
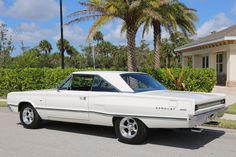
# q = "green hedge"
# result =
<box><xmin>0</xmin><ymin>68</ymin><xmax>75</xmax><ymax>96</ymax></box>
<box><xmin>141</xmin><ymin>68</ymin><xmax>216</xmax><ymax>92</ymax></box>
<box><xmin>0</xmin><ymin>68</ymin><xmax>216</xmax><ymax>96</ymax></box>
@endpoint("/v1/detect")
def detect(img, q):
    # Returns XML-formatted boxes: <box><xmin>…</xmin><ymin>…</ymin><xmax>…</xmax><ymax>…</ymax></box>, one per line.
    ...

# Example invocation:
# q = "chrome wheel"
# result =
<box><xmin>119</xmin><ymin>117</ymin><xmax>138</xmax><ymax>139</ymax></box>
<box><xmin>22</xmin><ymin>107</ymin><xmax>34</xmax><ymax>125</ymax></box>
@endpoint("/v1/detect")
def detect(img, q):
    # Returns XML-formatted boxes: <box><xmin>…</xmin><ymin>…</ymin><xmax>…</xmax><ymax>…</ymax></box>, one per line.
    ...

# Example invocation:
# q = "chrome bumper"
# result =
<box><xmin>189</xmin><ymin>106</ymin><xmax>226</xmax><ymax>127</ymax></box>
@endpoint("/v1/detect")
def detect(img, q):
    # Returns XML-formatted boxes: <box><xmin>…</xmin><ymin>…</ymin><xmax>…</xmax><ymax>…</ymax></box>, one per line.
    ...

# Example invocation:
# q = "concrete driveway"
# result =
<box><xmin>212</xmin><ymin>86</ymin><xmax>236</xmax><ymax>106</ymax></box>
<box><xmin>0</xmin><ymin>108</ymin><xmax>236</xmax><ymax>157</ymax></box>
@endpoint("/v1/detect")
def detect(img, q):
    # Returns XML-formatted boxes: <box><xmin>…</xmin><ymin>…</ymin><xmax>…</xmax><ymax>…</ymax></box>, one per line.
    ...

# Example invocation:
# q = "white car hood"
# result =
<box><xmin>138</xmin><ymin>90</ymin><xmax>225</xmax><ymax>104</ymax></box>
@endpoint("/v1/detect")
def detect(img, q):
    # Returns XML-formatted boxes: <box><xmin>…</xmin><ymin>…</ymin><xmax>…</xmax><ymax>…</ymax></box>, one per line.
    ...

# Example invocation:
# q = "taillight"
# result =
<box><xmin>221</xmin><ymin>99</ymin><xmax>225</xmax><ymax>104</ymax></box>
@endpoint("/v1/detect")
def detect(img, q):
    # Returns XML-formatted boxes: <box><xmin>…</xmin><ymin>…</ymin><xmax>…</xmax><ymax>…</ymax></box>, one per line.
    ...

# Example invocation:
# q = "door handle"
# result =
<box><xmin>80</xmin><ymin>97</ymin><xmax>86</xmax><ymax>100</ymax></box>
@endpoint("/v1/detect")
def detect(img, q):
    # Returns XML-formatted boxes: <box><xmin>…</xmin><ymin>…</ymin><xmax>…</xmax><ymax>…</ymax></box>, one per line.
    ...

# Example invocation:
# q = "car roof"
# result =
<box><xmin>72</xmin><ymin>71</ymin><xmax>143</xmax><ymax>75</ymax></box>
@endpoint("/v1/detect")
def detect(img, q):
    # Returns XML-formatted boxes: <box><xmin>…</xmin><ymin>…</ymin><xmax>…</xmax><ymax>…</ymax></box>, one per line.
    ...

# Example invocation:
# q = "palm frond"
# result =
<box><xmin>141</xmin><ymin>18</ymin><xmax>152</xmax><ymax>38</ymax></box>
<box><xmin>65</xmin><ymin>15</ymin><xmax>101</xmax><ymax>25</ymax></box>
<box><xmin>129</xmin><ymin>0</ymin><xmax>141</xmax><ymax>12</ymax></box>
<box><xmin>143</xmin><ymin>9</ymin><xmax>163</xmax><ymax>22</ymax></box>
<box><xmin>87</xmin><ymin>15</ymin><xmax>113</xmax><ymax>41</ymax></box>
<box><xmin>68</xmin><ymin>9</ymin><xmax>102</xmax><ymax>18</ymax></box>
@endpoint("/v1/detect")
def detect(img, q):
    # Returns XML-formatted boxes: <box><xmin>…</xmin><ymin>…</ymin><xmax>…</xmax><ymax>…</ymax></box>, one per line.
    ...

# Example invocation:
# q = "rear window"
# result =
<box><xmin>121</xmin><ymin>73</ymin><xmax>166</xmax><ymax>92</ymax></box>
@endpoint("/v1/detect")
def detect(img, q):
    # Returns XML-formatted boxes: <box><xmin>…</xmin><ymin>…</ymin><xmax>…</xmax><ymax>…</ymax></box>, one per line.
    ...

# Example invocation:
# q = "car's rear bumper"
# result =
<box><xmin>189</xmin><ymin>106</ymin><xmax>226</xmax><ymax>128</ymax></box>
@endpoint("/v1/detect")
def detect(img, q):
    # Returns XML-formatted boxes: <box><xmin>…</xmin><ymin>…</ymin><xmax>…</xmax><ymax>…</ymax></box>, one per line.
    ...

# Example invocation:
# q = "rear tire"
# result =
<box><xmin>115</xmin><ymin>117</ymin><xmax>147</xmax><ymax>144</ymax></box>
<box><xmin>20</xmin><ymin>104</ymin><xmax>41</xmax><ymax>129</ymax></box>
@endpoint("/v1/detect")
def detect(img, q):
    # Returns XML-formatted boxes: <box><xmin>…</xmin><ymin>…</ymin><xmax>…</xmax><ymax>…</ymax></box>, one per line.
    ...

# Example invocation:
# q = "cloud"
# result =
<box><xmin>1</xmin><ymin>0</ymin><xmax>59</xmax><ymax>21</ymax></box>
<box><xmin>53</xmin><ymin>24</ymin><xmax>86</xmax><ymax>47</ymax></box>
<box><xmin>104</xmin><ymin>22</ymin><xmax>126</xmax><ymax>45</ymax></box>
<box><xmin>0</xmin><ymin>19</ymin><xmax>4</xmax><ymax>25</ymax></box>
<box><xmin>102</xmin><ymin>21</ymin><xmax>170</xmax><ymax>49</ymax></box>
<box><xmin>13</xmin><ymin>23</ymin><xmax>56</xmax><ymax>44</ymax></box>
<box><xmin>231</xmin><ymin>4</ymin><xmax>236</xmax><ymax>15</ymax></box>
<box><xmin>196</xmin><ymin>13</ymin><xmax>233</xmax><ymax>38</ymax></box>
<box><xmin>0</xmin><ymin>0</ymin><xmax>5</xmax><ymax>13</ymax></box>
<box><xmin>141</xmin><ymin>27</ymin><xmax>169</xmax><ymax>43</ymax></box>
<box><xmin>3</xmin><ymin>21</ymin><xmax>85</xmax><ymax>52</ymax></box>
<box><xmin>14</xmin><ymin>23</ymin><xmax>85</xmax><ymax>43</ymax></box>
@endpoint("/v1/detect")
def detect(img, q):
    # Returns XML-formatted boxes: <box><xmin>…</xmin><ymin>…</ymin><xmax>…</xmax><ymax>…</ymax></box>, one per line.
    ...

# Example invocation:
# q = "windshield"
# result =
<box><xmin>121</xmin><ymin>73</ymin><xmax>166</xmax><ymax>92</ymax></box>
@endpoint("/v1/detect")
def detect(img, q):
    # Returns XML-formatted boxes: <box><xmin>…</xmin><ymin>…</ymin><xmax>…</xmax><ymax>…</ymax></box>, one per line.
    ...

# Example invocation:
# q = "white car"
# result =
<box><xmin>7</xmin><ymin>71</ymin><xmax>226</xmax><ymax>144</ymax></box>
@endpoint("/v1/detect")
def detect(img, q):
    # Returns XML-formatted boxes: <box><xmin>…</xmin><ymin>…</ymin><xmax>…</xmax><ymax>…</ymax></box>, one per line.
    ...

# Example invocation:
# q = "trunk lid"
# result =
<box><xmin>138</xmin><ymin>90</ymin><xmax>225</xmax><ymax>104</ymax></box>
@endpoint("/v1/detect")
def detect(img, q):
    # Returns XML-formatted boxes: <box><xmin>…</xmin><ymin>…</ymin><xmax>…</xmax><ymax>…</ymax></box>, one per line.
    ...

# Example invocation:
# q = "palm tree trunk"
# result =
<box><xmin>153</xmin><ymin>20</ymin><xmax>161</xmax><ymax>68</ymax></box>
<box><xmin>127</xmin><ymin>26</ymin><xmax>137</xmax><ymax>72</ymax></box>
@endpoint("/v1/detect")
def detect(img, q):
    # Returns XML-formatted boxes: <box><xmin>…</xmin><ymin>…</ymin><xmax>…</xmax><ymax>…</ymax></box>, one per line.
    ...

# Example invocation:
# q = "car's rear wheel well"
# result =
<box><xmin>18</xmin><ymin>102</ymin><xmax>33</xmax><ymax>112</ymax></box>
<box><xmin>113</xmin><ymin>116</ymin><xmax>148</xmax><ymax>144</ymax></box>
<box><xmin>112</xmin><ymin>117</ymin><xmax>121</xmax><ymax>126</ymax></box>
<box><xmin>112</xmin><ymin>116</ymin><xmax>147</xmax><ymax>128</ymax></box>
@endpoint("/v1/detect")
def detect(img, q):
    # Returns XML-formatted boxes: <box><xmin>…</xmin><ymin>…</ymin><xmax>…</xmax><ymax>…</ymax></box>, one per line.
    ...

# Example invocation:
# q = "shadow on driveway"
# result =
<box><xmin>147</xmin><ymin>128</ymin><xmax>225</xmax><ymax>149</ymax></box>
<box><xmin>42</xmin><ymin>121</ymin><xmax>117</xmax><ymax>139</ymax></box>
<box><xmin>21</xmin><ymin>121</ymin><xmax>225</xmax><ymax>149</ymax></box>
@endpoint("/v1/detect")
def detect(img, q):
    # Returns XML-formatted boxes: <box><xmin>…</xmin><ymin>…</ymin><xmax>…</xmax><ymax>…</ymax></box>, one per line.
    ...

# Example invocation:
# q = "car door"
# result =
<box><xmin>45</xmin><ymin>74</ymin><xmax>95</xmax><ymax>121</ymax></box>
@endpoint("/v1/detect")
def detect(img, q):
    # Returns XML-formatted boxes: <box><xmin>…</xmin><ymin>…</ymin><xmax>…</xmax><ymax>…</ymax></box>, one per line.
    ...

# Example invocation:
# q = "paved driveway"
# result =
<box><xmin>0</xmin><ymin>108</ymin><xmax>236</xmax><ymax>157</ymax></box>
<box><xmin>212</xmin><ymin>86</ymin><xmax>236</xmax><ymax>106</ymax></box>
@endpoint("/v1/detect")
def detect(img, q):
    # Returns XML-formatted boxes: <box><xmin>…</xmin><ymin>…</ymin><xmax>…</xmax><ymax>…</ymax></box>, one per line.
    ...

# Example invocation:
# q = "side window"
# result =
<box><xmin>71</xmin><ymin>75</ymin><xmax>94</xmax><ymax>91</ymax></box>
<box><xmin>60</xmin><ymin>76</ymin><xmax>72</xmax><ymax>90</ymax></box>
<box><xmin>91</xmin><ymin>76</ymin><xmax>118</xmax><ymax>92</ymax></box>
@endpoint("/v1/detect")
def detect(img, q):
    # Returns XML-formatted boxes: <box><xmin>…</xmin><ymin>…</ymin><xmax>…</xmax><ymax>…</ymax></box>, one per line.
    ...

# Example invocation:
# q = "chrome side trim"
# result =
<box><xmin>35</xmin><ymin>107</ymin><xmax>188</xmax><ymax>121</ymax></box>
<box><xmin>8</xmin><ymin>104</ymin><xmax>18</xmax><ymax>107</ymax></box>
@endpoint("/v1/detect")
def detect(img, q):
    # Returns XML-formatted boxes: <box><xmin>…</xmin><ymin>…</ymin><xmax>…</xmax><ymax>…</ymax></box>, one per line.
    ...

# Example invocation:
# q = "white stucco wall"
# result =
<box><xmin>209</xmin><ymin>53</ymin><xmax>216</xmax><ymax>69</ymax></box>
<box><xmin>227</xmin><ymin>45</ymin><xmax>236</xmax><ymax>86</ymax></box>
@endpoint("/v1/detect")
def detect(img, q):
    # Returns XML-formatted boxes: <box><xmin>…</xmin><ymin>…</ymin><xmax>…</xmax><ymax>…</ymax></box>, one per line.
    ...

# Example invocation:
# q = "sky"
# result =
<box><xmin>0</xmin><ymin>0</ymin><xmax>236</xmax><ymax>56</ymax></box>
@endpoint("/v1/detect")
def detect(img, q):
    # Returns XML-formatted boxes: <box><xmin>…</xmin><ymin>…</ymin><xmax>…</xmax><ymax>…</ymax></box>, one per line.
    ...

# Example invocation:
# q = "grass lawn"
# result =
<box><xmin>226</xmin><ymin>103</ymin><xmax>236</xmax><ymax>115</ymax></box>
<box><xmin>0</xmin><ymin>101</ymin><xmax>7</xmax><ymax>107</ymax></box>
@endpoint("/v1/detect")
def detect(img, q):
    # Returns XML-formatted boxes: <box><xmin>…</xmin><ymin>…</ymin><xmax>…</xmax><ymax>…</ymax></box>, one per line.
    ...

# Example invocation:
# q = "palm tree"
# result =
<box><xmin>93</xmin><ymin>31</ymin><xmax>104</xmax><ymax>44</ymax></box>
<box><xmin>57</xmin><ymin>39</ymin><xmax>70</xmax><ymax>55</ymax></box>
<box><xmin>67</xmin><ymin>0</ymin><xmax>147</xmax><ymax>71</ymax></box>
<box><xmin>38</xmin><ymin>40</ymin><xmax>52</xmax><ymax>54</ymax></box>
<box><xmin>57</xmin><ymin>39</ymin><xmax>79</xmax><ymax>57</ymax></box>
<box><xmin>142</xmin><ymin>0</ymin><xmax>197</xmax><ymax>68</ymax></box>
<box><xmin>67</xmin><ymin>45</ymin><xmax>79</xmax><ymax>56</ymax></box>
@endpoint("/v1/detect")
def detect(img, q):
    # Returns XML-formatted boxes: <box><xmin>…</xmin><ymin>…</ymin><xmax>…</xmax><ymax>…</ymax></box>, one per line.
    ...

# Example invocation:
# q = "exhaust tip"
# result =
<box><xmin>191</xmin><ymin>128</ymin><xmax>204</xmax><ymax>133</ymax></box>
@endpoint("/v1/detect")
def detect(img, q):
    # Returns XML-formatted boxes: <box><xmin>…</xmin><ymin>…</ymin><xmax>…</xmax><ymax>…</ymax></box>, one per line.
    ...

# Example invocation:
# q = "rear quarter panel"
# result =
<box><xmin>7</xmin><ymin>92</ymin><xmax>47</xmax><ymax>119</ymax></box>
<box><xmin>88</xmin><ymin>92</ymin><xmax>194</xmax><ymax>128</ymax></box>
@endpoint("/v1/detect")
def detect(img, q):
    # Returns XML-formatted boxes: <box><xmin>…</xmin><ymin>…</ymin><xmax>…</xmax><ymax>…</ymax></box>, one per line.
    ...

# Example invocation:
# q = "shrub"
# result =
<box><xmin>0</xmin><ymin>68</ymin><xmax>76</xmax><ymax>96</ymax></box>
<box><xmin>141</xmin><ymin>67</ymin><xmax>216</xmax><ymax>92</ymax></box>
<box><xmin>0</xmin><ymin>68</ymin><xmax>216</xmax><ymax>96</ymax></box>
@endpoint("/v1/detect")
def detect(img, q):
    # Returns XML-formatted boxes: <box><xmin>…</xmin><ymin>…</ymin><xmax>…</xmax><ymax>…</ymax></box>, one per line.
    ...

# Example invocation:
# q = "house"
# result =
<box><xmin>175</xmin><ymin>25</ymin><xmax>236</xmax><ymax>87</ymax></box>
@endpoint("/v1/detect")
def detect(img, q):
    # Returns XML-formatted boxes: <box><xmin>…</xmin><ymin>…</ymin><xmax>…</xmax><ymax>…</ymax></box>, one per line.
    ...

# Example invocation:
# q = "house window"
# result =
<box><xmin>202</xmin><ymin>56</ymin><xmax>209</xmax><ymax>68</ymax></box>
<box><xmin>216</xmin><ymin>53</ymin><xmax>223</xmax><ymax>73</ymax></box>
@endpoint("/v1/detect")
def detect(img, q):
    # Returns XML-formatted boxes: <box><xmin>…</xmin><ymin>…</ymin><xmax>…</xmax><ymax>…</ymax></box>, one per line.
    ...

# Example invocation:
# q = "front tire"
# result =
<box><xmin>20</xmin><ymin>104</ymin><xmax>41</xmax><ymax>129</ymax></box>
<box><xmin>115</xmin><ymin>117</ymin><xmax>147</xmax><ymax>144</ymax></box>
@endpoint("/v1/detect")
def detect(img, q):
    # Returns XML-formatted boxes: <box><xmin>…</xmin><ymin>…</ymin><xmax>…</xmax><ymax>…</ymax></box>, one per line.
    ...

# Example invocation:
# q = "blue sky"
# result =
<box><xmin>0</xmin><ymin>0</ymin><xmax>236</xmax><ymax>56</ymax></box>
